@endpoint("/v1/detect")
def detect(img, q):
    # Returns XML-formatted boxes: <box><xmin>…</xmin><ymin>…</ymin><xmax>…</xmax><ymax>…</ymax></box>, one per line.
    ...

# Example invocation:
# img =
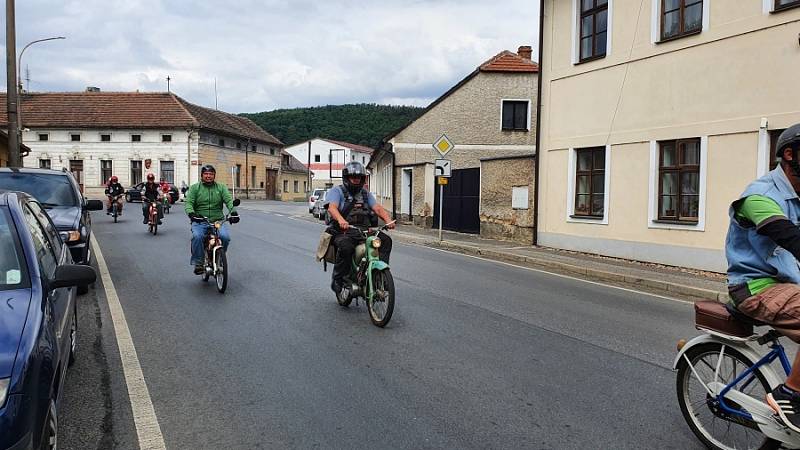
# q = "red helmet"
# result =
<box><xmin>147</xmin><ymin>173</ymin><xmax>155</xmax><ymax>182</ymax></box>
<box><xmin>109</xmin><ymin>175</ymin><xmax>118</xmax><ymax>183</ymax></box>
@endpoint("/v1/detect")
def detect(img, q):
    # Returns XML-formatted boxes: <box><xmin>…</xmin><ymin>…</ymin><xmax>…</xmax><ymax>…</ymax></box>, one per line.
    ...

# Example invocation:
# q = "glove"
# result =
<box><xmin>229</xmin><ymin>212</ymin><xmax>240</xmax><ymax>224</ymax></box>
<box><xmin>188</xmin><ymin>213</ymin><xmax>202</xmax><ymax>222</ymax></box>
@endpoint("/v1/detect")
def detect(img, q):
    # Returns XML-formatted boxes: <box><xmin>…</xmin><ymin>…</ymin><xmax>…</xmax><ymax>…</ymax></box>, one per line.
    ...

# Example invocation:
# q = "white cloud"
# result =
<box><xmin>2</xmin><ymin>0</ymin><xmax>538</xmax><ymax>112</ymax></box>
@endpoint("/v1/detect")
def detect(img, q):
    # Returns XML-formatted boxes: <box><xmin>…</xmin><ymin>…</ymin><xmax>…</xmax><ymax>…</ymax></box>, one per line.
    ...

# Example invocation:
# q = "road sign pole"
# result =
<box><xmin>438</xmin><ymin>181</ymin><xmax>444</xmax><ymax>242</ymax></box>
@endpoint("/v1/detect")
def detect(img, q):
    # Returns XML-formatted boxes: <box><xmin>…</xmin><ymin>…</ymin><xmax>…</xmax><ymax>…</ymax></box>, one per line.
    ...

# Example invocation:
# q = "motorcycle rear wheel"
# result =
<box><xmin>215</xmin><ymin>248</ymin><xmax>227</xmax><ymax>293</ymax></box>
<box><xmin>367</xmin><ymin>269</ymin><xmax>395</xmax><ymax>327</ymax></box>
<box><xmin>676</xmin><ymin>343</ymin><xmax>780</xmax><ymax>450</ymax></box>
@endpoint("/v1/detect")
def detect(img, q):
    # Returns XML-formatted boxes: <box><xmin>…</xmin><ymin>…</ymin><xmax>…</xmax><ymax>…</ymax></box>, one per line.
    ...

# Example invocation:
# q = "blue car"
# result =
<box><xmin>0</xmin><ymin>191</ymin><xmax>96</xmax><ymax>450</ymax></box>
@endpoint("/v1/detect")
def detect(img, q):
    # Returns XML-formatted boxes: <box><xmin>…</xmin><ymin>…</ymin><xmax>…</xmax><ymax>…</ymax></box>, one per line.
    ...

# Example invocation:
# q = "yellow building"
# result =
<box><xmin>537</xmin><ymin>0</ymin><xmax>800</xmax><ymax>271</ymax></box>
<box><xmin>278</xmin><ymin>151</ymin><xmax>310</xmax><ymax>201</ymax></box>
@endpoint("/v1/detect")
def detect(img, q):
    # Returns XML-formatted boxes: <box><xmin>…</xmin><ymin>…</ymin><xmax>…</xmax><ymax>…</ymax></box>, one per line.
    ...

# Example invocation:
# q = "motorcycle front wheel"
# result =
<box><xmin>676</xmin><ymin>343</ymin><xmax>780</xmax><ymax>450</ymax></box>
<box><xmin>215</xmin><ymin>248</ymin><xmax>227</xmax><ymax>293</ymax></box>
<box><xmin>367</xmin><ymin>269</ymin><xmax>395</xmax><ymax>327</ymax></box>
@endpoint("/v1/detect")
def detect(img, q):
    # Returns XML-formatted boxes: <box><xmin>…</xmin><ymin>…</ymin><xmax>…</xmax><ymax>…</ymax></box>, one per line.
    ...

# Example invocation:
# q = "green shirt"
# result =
<box><xmin>733</xmin><ymin>194</ymin><xmax>786</xmax><ymax>295</ymax></box>
<box><xmin>184</xmin><ymin>182</ymin><xmax>236</xmax><ymax>222</ymax></box>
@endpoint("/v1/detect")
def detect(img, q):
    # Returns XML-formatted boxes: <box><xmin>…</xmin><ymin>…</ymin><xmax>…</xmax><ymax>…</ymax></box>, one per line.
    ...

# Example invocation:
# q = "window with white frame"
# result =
<box><xmin>38</xmin><ymin>133</ymin><xmax>48</xmax><ymax>142</ymax></box>
<box><xmin>657</xmin><ymin>139</ymin><xmax>700</xmax><ymax>222</ymax></box>
<box><xmin>573</xmin><ymin>147</ymin><xmax>606</xmax><ymax>218</ymax></box>
<box><xmin>578</xmin><ymin>0</ymin><xmax>608</xmax><ymax>62</ymax></box>
<box><xmin>660</xmin><ymin>0</ymin><xmax>703</xmax><ymax>41</ymax></box>
<box><xmin>775</xmin><ymin>0</ymin><xmax>800</xmax><ymax>12</ymax></box>
<box><xmin>100</xmin><ymin>160</ymin><xmax>113</xmax><ymax>184</ymax></box>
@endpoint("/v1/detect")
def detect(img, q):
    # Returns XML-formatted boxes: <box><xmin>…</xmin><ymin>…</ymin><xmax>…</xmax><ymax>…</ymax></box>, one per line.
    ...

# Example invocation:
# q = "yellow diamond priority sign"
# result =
<box><xmin>433</xmin><ymin>134</ymin><xmax>454</xmax><ymax>157</ymax></box>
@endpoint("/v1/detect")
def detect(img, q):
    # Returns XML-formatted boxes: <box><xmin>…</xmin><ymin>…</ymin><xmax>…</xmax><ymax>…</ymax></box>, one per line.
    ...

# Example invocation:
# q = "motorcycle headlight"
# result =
<box><xmin>0</xmin><ymin>378</ymin><xmax>9</xmax><ymax>407</ymax></box>
<box><xmin>371</xmin><ymin>239</ymin><xmax>382</xmax><ymax>249</ymax></box>
<box><xmin>59</xmin><ymin>230</ymin><xmax>81</xmax><ymax>243</ymax></box>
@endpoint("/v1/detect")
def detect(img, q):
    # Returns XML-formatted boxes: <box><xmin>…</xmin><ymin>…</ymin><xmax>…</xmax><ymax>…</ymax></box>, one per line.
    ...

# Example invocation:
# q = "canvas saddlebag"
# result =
<box><xmin>316</xmin><ymin>231</ymin><xmax>336</xmax><ymax>271</ymax></box>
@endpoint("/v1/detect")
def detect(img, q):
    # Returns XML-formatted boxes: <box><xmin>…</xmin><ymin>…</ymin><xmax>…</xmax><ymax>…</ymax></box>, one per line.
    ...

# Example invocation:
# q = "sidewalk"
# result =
<box><xmin>391</xmin><ymin>224</ymin><xmax>728</xmax><ymax>302</ymax></box>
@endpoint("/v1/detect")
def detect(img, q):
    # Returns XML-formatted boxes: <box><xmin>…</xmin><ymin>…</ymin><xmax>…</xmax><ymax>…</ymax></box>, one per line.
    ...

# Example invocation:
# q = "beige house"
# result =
<box><xmin>278</xmin><ymin>151</ymin><xmax>310</xmax><ymax>201</ymax></box>
<box><xmin>537</xmin><ymin>0</ymin><xmax>800</xmax><ymax>272</ymax></box>
<box><xmin>369</xmin><ymin>46</ymin><xmax>538</xmax><ymax>239</ymax></box>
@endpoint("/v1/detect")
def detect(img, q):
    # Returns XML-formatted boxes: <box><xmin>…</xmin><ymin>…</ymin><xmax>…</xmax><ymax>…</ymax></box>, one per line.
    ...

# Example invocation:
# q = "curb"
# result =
<box><xmin>393</xmin><ymin>231</ymin><xmax>727</xmax><ymax>302</ymax></box>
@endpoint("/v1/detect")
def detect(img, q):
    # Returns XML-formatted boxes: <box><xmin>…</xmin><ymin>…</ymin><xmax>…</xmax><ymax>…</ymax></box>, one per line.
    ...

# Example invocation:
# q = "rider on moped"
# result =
<box><xmin>327</xmin><ymin>161</ymin><xmax>395</xmax><ymax>294</ymax></box>
<box><xmin>141</xmin><ymin>173</ymin><xmax>164</xmax><ymax>225</ymax></box>
<box><xmin>727</xmin><ymin>124</ymin><xmax>800</xmax><ymax>432</ymax></box>
<box><xmin>184</xmin><ymin>164</ymin><xmax>239</xmax><ymax>274</ymax></box>
<box><xmin>105</xmin><ymin>175</ymin><xmax>124</xmax><ymax>215</ymax></box>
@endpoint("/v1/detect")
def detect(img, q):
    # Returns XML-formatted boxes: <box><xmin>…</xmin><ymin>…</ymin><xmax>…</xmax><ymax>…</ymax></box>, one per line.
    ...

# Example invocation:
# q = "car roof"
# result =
<box><xmin>0</xmin><ymin>167</ymin><xmax>70</xmax><ymax>176</ymax></box>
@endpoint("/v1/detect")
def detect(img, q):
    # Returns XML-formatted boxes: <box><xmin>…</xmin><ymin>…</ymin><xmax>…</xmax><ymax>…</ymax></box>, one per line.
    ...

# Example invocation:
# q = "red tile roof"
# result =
<box><xmin>479</xmin><ymin>51</ymin><xmax>539</xmax><ymax>73</ymax></box>
<box><xmin>322</xmin><ymin>138</ymin><xmax>374</xmax><ymax>155</ymax></box>
<box><xmin>0</xmin><ymin>92</ymin><xmax>282</xmax><ymax>146</ymax></box>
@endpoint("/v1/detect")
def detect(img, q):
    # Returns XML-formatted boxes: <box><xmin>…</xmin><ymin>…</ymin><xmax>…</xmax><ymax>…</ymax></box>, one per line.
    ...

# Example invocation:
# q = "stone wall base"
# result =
<box><xmin>480</xmin><ymin>222</ymin><xmax>533</xmax><ymax>244</ymax></box>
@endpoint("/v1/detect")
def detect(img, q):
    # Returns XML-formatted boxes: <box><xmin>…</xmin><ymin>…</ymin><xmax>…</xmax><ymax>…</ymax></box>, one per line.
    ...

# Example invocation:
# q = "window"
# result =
<box><xmin>219</xmin><ymin>138</ymin><xmax>226</xmax><ymax>147</ymax></box>
<box><xmin>770</xmin><ymin>129</ymin><xmax>787</xmax><ymax>171</ymax></box>
<box><xmin>236</xmin><ymin>142</ymin><xmax>242</xmax><ymax>149</ymax></box>
<box><xmin>38</xmin><ymin>133</ymin><xmax>48</xmax><ymax>141</ymax></box>
<box><xmin>658</xmin><ymin>138</ymin><xmax>700</xmax><ymax>222</ymax></box>
<box><xmin>131</xmin><ymin>160</ymin><xmax>143</xmax><ymax>185</ymax></box>
<box><xmin>0</xmin><ymin>208</ymin><xmax>28</xmax><ymax>289</ymax></box>
<box><xmin>661</xmin><ymin>0</ymin><xmax>703</xmax><ymax>41</ymax></box>
<box><xmin>573</xmin><ymin>147</ymin><xmax>606</xmax><ymax>217</ymax></box>
<box><xmin>502</xmin><ymin>100</ymin><xmax>529</xmax><ymax>131</ymax></box>
<box><xmin>270</xmin><ymin>148</ymin><xmax>275</xmax><ymax>156</ymax></box>
<box><xmin>22</xmin><ymin>205</ymin><xmax>57</xmax><ymax>278</ymax></box>
<box><xmin>251</xmin><ymin>166</ymin><xmax>256</xmax><ymax>187</ymax></box>
<box><xmin>283</xmin><ymin>180</ymin><xmax>288</xmax><ymax>192</ymax></box>
<box><xmin>101</xmin><ymin>160</ymin><xmax>112</xmax><ymax>184</ymax></box>
<box><xmin>70</xmin><ymin>133</ymin><xmax>81</xmax><ymax>142</ymax></box>
<box><xmin>235</xmin><ymin>164</ymin><xmax>241</xmax><ymax>188</ymax></box>
<box><xmin>303</xmin><ymin>181</ymin><xmax>307</xmax><ymax>192</ymax></box>
<box><xmin>39</xmin><ymin>159</ymin><xmax>51</xmax><ymax>169</ymax></box>
<box><xmin>775</xmin><ymin>0</ymin><xmax>800</xmax><ymax>11</ymax></box>
<box><xmin>579</xmin><ymin>0</ymin><xmax>608</xmax><ymax>62</ymax></box>
<box><xmin>252</xmin><ymin>145</ymin><xmax>257</xmax><ymax>152</ymax></box>
<box><xmin>162</xmin><ymin>134</ymin><xmax>172</xmax><ymax>142</ymax></box>
<box><xmin>101</xmin><ymin>134</ymin><xmax>111</xmax><ymax>142</ymax></box>
<box><xmin>160</xmin><ymin>161</ymin><xmax>175</xmax><ymax>184</ymax></box>
<box><xmin>293</xmin><ymin>180</ymin><xmax>299</xmax><ymax>193</ymax></box>
<box><xmin>315</xmin><ymin>155</ymin><xmax>321</xmax><ymax>162</ymax></box>
<box><xmin>131</xmin><ymin>134</ymin><xmax>141</xmax><ymax>142</ymax></box>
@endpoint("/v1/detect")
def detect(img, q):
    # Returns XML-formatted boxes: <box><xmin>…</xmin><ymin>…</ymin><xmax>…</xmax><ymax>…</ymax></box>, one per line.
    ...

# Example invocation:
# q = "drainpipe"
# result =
<box><xmin>532</xmin><ymin>0</ymin><xmax>545</xmax><ymax>247</ymax></box>
<box><xmin>390</xmin><ymin>144</ymin><xmax>397</xmax><ymax>220</ymax></box>
<box><xmin>186</xmin><ymin>127</ymin><xmax>194</xmax><ymax>185</ymax></box>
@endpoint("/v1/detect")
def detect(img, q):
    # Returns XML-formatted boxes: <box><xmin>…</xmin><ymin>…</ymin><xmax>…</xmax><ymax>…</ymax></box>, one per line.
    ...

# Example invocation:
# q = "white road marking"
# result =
<box><xmin>408</xmin><ymin>243</ymin><xmax>695</xmax><ymax>305</ymax></box>
<box><xmin>91</xmin><ymin>239</ymin><xmax>167</xmax><ymax>450</ymax></box>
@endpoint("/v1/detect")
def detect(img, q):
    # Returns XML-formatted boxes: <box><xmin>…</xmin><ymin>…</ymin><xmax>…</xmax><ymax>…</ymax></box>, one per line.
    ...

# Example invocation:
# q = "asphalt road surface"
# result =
<box><xmin>61</xmin><ymin>200</ymin><xmax>707</xmax><ymax>449</ymax></box>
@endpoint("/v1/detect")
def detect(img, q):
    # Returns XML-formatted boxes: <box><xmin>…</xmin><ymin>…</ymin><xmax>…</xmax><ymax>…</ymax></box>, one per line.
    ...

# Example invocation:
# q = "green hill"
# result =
<box><xmin>242</xmin><ymin>104</ymin><xmax>425</xmax><ymax>148</ymax></box>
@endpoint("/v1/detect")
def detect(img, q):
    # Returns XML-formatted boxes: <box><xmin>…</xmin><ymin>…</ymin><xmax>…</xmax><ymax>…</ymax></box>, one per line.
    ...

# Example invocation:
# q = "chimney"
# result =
<box><xmin>86</xmin><ymin>86</ymin><xmax>100</xmax><ymax>92</ymax></box>
<box><xmin>517</xmin><ymin>46</ymin><xmax>533</xmax><ymax>60</ymax></box>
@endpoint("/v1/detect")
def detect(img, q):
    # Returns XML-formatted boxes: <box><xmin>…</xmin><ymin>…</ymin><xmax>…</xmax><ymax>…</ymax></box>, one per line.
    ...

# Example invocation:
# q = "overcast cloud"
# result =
<box><xmin>1</xmin><ymin>0</ymin><xmax>538</xmax><ymax>113</ymax></box>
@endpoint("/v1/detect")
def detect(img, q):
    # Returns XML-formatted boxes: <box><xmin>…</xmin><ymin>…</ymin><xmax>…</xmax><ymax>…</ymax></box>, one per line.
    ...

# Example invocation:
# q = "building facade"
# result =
<box><xmin>278</xmin><ymin>151</ymin><xmax>310</xmax><ymax>201</ymax></box>
<box><xmin>283</xmin><ymin>138</ymin><xmax>373</xmax><ymax>190</ymax></box>
<box><xmin>370</xmin><ymin>46</ymin><xmax>538</xmax><ymax>236</ymax></box>
<box><xmin>537</xmin><ymin>0</ymin><xmax>800</xmax><ymax>271</ymax></box>
<box><xmin>0</xmin><ymin>91</ymin><xmax>283</xmax><ymax>198</ymax></box>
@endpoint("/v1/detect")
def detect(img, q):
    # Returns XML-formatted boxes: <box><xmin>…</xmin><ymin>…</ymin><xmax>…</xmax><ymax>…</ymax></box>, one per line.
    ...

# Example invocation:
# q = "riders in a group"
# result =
<box><xmin>727</xmin><ymin>123</ymin><xmax>800</xmax><ymax>432</ymax></box>
<box><xmin>326</xmin><ymin>161</ymin><xmax>395</xmax><ymax>295</ymax></box>
<box><xmin>184</xmin><ymin>164</ymin><xmax>239</xmax><ymax>274</ymax></box>
<box><xmin>160</xmin><ymin>179</ymin><xmax>171</xmax><ymax>202</ymax></box>
<box><xmin>105</xmin><ymin>175</ymin><xmax>124</xmax><ymax>215</ymax></box>
<box><xmin>141</xmin><ymin>173</ymin><xmax>164</xmax><ymax>225</ymax></box>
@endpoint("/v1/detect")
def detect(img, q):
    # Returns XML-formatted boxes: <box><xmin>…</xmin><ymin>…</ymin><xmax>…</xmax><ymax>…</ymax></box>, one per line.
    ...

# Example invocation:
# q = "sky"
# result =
<box><xmin>0</xmin><ymin>0</ymin><xmax>539</xmax><ymax>113</ymax></box>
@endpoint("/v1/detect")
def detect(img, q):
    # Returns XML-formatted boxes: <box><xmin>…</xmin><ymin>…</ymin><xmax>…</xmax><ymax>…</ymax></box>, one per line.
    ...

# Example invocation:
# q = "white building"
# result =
<box><xmin>283</xmin><ymin>138</ymin><xmax>374</xmax><ymax>189</ymax></box>
<box><xmin>0</xmin><ymin>91</ymin><xmax>283</xmax><ymax>197</ymax></box>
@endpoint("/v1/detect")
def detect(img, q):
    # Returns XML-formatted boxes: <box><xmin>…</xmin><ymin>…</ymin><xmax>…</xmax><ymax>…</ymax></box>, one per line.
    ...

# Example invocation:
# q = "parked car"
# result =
<box><xmin>313</xmin><ymin>190</ymin><xmax>330</xmax><ymax>221</ymax></box>
<box><xmin>0</xmin><ymin>191</ymin><xmax>97</xmax><ymax>450</ymax></box>
<box><xmin>0</xmin><ymin>168</ymin><xmax>103</xmax><ymax>275</ymax></box>
<box><xmin>308</xmin><ymin>188</ymin><xmax>326</xmax><ymax>213</ymax></box>
<box><xmin>126</xmin><ymin>182</ymin><xmax>179</xmax><ymax>204</ymax></box>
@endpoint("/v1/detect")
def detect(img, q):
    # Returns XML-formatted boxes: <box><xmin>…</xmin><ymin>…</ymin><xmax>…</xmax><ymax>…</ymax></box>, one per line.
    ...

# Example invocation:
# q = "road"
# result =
<box><xmin>61</xmin><ymin>200</ymin><xmax>704</xmax><ymax>449</ymax></box>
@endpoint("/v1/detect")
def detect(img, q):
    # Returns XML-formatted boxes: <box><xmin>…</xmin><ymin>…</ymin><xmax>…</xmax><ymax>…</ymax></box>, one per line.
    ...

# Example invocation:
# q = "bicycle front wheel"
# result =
<box><xmin>215</xmin><ymin>248</ymin><xmax>228</xmax><ymax>293</ymax></box>
<box><xmin>676</xmin><ymin>342</ymin><xmax>780</xmax><ymax>450</ymax></box>
<box><xmin>367</xmin><ymin>269</ymin><xmax>395</xmax><ymax>327</ymax></box>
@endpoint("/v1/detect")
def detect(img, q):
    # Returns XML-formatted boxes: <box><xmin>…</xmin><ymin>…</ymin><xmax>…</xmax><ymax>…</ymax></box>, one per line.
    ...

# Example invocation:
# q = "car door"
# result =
<box><xmin>21</xmin><ymin>203</ymin><xmax>71</xmax><ymax>371</ymax></box>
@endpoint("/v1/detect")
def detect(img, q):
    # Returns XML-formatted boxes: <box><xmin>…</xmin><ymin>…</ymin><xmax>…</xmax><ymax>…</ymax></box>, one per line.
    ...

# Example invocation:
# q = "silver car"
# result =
<box><xmin>308</xmin><ymin>188</ymin><xmax>326</xmax><ymax>213</ymax></box>
<box><xmin>312</xmin><ymin>190</ymin><xmax>330</xmax><ymax>220</ymax></box>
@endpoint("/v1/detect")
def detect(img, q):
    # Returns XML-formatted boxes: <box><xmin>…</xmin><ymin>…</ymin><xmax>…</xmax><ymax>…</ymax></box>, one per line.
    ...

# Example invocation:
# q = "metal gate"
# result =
<box><xmin>433</xmin><ymin>167</ymin><xmax>480</xmax><ymax>234</ymax></box>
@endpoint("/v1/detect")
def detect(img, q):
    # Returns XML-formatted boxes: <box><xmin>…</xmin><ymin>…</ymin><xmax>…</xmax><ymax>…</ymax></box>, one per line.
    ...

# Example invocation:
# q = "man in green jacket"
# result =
<box><xmin>185</xmin><ymin>164</ymin><xmax>240</xmax><ymax>274</ymax></box>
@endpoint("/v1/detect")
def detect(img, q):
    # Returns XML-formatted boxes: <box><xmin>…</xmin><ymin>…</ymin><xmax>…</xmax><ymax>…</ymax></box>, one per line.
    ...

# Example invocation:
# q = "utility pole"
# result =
<box><xmin>6</xmin><ymin>0</ymin><xmax>21</xmax><ymax>167</ymax></box>
<box><xmin>307</xmin><ymin>140</ymin><xmax>312</xmax><ymax>191</ymax></box>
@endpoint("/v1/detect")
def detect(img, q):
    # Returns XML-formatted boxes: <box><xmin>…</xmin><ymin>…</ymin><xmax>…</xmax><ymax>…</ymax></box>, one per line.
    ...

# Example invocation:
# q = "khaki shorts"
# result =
<box><xmin>739</xmin><ymin>283</ymin><xmax>800</xmax><ymax>343</ymax></box>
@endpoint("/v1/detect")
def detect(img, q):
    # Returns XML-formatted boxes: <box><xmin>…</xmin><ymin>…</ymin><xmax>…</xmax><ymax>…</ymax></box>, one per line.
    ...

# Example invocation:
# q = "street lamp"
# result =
<box><xmin>17</xmin><ymin>36</ymin><xmax>65</xmax><ymax>155</ymax></box>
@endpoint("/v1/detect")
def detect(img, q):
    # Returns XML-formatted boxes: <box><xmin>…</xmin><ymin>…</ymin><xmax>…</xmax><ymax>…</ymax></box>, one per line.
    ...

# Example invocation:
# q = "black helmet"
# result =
<box><xmin>200</xmin><ymin>164</ymin><xmax>216</xmax><ymax>174</ymax></box>
<box><xmin>776</xmin><ymin>124</ymin><xmax>800</xmax><ymax>158</ymax></box>
<box><xmin>342</xmin><ymin>161</ymin><xmax>367</xmax><ymax>194</ymax></box>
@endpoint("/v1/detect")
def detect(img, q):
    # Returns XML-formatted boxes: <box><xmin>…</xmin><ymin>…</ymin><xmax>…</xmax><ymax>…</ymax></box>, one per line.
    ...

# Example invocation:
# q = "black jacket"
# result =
<box><xmin>105</xmin><ymin>183</ymin><xmax>124</xmax><ymax>196</ymax></box>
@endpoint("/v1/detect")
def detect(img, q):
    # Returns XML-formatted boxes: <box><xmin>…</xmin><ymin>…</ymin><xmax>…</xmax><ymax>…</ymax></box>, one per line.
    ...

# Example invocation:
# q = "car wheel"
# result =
<box><xmin>40</xmin><ymin>398</ymin><xmax>58</xmax><ymax>450</ymax></box>
<box><xmin>125</xmin><ymin>193</ymin><xmax>132</xmax><ymax>203</ymax></box>
<box><xmin>68</xmin><ymin>306</ymin><xmax>77</xmax><ymax>367</ymax></box>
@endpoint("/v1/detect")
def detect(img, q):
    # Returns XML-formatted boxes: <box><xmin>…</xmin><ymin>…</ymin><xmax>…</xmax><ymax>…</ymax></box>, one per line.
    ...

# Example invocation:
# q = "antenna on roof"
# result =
<box><xmin>214</xmin><ymin>77</ymin><xmax>218</xmax><ymax>110</ymax></box>
<box><xmin>166</xmin><ymin>75</ymin><xmax>171</xmax><ymax>93</ymax></box>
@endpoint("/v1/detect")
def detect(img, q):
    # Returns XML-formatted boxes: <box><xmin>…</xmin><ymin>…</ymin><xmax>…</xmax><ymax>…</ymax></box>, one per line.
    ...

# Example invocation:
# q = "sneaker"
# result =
<box><xmin>194</xmin><ymin>264</ymin><xmax>205</xmax><ymax>275</ymax></box>
<box><xmin>767</xmin><ymin>384</ymin><xmax>800</xmax><ymax>432</ymax></box>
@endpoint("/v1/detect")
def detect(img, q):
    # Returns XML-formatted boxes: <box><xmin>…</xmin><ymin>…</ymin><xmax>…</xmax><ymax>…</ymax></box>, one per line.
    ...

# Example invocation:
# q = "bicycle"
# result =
<box><xmin>147</xmin><ymin>200</ymin><xmax>159</xmax><ymax>235</ymax></box>
<box><xmin>108</xmin><ymin>195</ymin><xmax>122</xmax><ymax>223</ymax></box>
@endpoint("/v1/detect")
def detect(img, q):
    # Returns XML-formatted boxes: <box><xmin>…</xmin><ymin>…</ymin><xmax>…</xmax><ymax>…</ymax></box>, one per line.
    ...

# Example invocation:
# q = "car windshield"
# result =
<box><xmin>0</xmin><ymin>173</ymin><xmax>78</xmax><ymax>207</ymax></box>
<box><xmin>0</xmin><ymin>207</ymin><xmax>28</xmax><ymax>289</ymax></box>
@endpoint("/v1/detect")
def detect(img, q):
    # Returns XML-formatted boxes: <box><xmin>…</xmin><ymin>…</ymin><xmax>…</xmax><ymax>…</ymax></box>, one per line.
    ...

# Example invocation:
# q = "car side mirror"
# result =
<box><xmin>233</xmin><ymin>199</ymin><xmax>241</xmax><ymax>206</ymax></box>
<box><xmin>85</xmin><ymin>200</ymin><xmax>104</xmax><ymax>211</ymax></box>
<box><xmin>50</xmin><ymin>265</ymin><xmax>97</xmax><ymax>290</ymax></box>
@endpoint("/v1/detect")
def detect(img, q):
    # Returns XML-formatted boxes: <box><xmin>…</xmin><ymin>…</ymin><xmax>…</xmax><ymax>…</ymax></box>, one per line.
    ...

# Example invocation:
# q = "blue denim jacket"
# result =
<box><xmin>726</xmin><ymin>167</ymin><xmax>800</xmax><ymax>287</ymax></box>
